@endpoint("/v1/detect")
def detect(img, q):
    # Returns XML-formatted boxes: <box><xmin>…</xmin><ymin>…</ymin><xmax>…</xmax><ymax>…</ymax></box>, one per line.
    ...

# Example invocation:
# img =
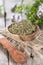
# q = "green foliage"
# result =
<box><xmin>12</xmin><ymin>0</ymin><xmax>43</xmax><ymax>24</ymax></box>
<box><xmin>12</xmin><ymin>5</ymin><xmax>17</xmax><ymax>12</ymax></box>
<box><xmin>15</xmin><ymin>4</ymin><xmax>24</xmax><ymax>13</ymax></box>
<box><xmin>12</xmin><ymin>0</ymin><xmax>24</xmax><ymax>13</ymax></box>
<box><xmin>25</xmin><ymin>0</ymin><xmax>43</xmax><ymax>24</ymax></box>
<box><xmin>0</xmin><ymin>5</ymin><xmax>2</xmax><ymax>16</ymax></box>
<box><xmin>12</xmin><ymin>4</ymin><xmax>24</xmax><ymax>13</ymax></box>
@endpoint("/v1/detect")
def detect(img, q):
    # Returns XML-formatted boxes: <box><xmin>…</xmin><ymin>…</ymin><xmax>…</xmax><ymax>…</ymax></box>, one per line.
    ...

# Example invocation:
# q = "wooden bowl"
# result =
<box><xmin>20</xmin><ymin>26</ymin><xmax>40</xmax><ymax>41</ymax></box>
<box><xmin>7</xmin><ymin>25</ymin><xmax>40</xmax><ymax>41</ymax></box>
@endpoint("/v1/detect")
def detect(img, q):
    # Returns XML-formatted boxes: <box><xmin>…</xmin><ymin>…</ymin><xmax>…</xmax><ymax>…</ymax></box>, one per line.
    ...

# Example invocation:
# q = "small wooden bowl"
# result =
<box><xmin>20</xmin><ymin>26</ymin><xmax>40</xmax><ymax>41</ymax></box>
<box><xmin>7</xmin><ymin>25</ymin><xmax>40</xmax><ymax>41</ymax></box>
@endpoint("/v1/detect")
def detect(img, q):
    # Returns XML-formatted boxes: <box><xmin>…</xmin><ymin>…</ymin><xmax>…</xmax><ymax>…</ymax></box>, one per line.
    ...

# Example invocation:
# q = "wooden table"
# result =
<box><xmin>0</xmin><ymin>30</ymin><xmax>43</xmax><ymax>65</ymax></box>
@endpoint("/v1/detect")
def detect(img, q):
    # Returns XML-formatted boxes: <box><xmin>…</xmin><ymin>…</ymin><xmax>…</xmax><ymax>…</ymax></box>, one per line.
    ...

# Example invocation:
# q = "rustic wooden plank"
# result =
<box><xmin>33</xmin><ymin>55</ymin><xmax>42</xmax><ymax>65</ymax></box>
<box><xmin>0</xmin><ymin>30</ymin><xmax>43</xmax><ymax>65</ymax></box>
<box><xmin>9</xmin><ymin>55</ymin><xmax>17</xmax><ymax>65</ymax></box>
<box><xmin>26</xmin><ymin>57</ymin><xmax>31</xmax><ymax>65</ymax></box>
<box><xmin>0</xmin><ymin>45</ymin><xmax>8</xmax><ymax>65</ymax></box>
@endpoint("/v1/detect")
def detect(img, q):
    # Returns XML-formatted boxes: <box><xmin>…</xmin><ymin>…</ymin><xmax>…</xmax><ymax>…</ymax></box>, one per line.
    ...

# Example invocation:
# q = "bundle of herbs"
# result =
<box><xmin>8</xmin><ymin>20</ymin><xmax>37</xmax><ymax>35</ymax></box>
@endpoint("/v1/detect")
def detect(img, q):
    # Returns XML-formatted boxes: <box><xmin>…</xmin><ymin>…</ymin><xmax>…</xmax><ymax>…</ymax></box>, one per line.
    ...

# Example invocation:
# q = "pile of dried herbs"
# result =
<box><xmin>8</xmin><ymin>20</ymin><xmax>37</xmax><ymax>35</ymax></box>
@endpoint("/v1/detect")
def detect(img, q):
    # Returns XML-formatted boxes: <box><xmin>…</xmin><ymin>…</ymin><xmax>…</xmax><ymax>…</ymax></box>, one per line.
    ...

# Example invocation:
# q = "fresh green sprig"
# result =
<box><xmin>25</xmin><ymin>0</ymin><xmax>43</xmax><ymax>24</ymax></box>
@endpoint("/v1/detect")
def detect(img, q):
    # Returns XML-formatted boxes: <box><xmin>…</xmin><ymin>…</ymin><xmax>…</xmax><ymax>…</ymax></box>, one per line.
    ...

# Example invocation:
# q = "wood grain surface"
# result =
<box><xmin>0</xmin><ymin>30</ymin><xmax>43</xmax><ymax>65</ymax></box>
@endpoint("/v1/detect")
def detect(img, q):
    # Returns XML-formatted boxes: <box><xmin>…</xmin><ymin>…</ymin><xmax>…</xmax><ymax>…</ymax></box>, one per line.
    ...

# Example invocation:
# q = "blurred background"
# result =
<box><xmin>0</xmin><ymin>0</ymin><xmax>33</xmax><ymax>30</ymax></box>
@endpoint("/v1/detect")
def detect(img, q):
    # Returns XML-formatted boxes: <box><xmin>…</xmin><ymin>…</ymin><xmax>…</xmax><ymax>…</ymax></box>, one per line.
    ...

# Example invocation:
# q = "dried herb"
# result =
<box><xmin>8</xmin><ymin>20</ymin><xmax>36</xmax><ymax>35</ymax></box>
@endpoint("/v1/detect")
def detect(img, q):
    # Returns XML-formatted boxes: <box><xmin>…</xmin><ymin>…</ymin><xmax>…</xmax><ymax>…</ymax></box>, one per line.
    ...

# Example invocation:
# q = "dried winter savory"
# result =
<box><xmin>8</xmin><ymin>20</ymin><xmax>36</xmax><ymax>35</ymax></box>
